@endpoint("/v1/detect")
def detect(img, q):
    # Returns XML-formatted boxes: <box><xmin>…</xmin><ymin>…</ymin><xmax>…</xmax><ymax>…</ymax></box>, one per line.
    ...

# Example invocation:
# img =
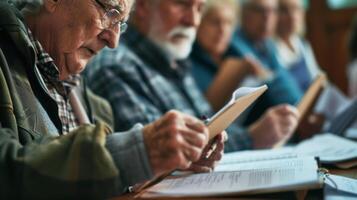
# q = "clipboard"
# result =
<box><xmin>296</xmin><ymin>73</ymin><xmax>327</xmax><ymax>121</ymax></box>
<box><xmin>206</xmin><ymin>85</ymin><xmax>268</xmax><ymax>139</ymax></box>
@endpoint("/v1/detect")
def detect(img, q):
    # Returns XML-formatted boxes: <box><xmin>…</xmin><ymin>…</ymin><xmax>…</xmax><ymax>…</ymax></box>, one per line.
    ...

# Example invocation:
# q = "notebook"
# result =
<box><xmin>206</xmin><ymin>85</ymin><xmax>268</xmax><ymax>139</ymax></box>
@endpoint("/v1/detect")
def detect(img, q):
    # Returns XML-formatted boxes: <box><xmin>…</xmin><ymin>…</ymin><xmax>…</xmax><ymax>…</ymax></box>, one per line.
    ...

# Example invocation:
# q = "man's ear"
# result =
<box><xmin>43</xmin><ymin>0</ymin><xmax>60</xmax><ymax>13</ymax></box>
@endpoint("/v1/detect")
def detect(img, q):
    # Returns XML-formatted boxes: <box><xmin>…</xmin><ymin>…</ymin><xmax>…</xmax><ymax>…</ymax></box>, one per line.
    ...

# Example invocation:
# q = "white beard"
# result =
<box><xmin>148</xmin><ymin>13</ymin><xmax>196</xmax><ymax>60</ymax></box>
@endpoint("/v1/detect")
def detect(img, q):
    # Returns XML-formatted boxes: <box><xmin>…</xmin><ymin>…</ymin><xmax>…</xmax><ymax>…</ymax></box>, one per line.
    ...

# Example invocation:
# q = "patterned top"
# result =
<box><xmin>28</xmin><ymin>29</ymin><xmax>80</xmax><ymax>134</ymax></box>
<box><xmin>85</xmin><ymin>26</ymin><xmax>253</xmax><ymax>152</ymax></box>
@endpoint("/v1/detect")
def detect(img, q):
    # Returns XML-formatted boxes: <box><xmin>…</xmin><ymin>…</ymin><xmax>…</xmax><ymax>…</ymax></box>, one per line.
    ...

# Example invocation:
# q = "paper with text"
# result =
<box><xmin>219</xmin><ymin>134</ymin><xmax>357</xmax><ymax>170</ymax></box>
<box><xmin>143</xmin><ymin>157</ymin><xmax>320</xmax><ymax>197</ymax></box>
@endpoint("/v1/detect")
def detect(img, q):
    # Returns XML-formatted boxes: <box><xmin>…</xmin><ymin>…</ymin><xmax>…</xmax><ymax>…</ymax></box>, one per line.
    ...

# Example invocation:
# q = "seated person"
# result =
<box><xmin>190</xmin><ymin>0</ymin><xmax>269</xmax><ymax>111</ymax></box>
<box><xmin>229</xmin><ymin>0</ymin><xmax>303</xmax><ymax>125</ymax></box>
<box><xmin>0</xmin><ymin>1</ymin><xmax>222</xmax><ymax>198</ymax></box>
<box><xmin>274</xmin><ymin>0</ymin><xmax>320</xmax><ymax>92</ymax></box>
<box><xmin>274</xmin><ymin>0</ymin><xmax>353</xmax><ymax>138</ymax></box>
<box><xmin>85</xmin><ymin>0</ymin><xmax>300</xmax><ymax>152</ymax></box>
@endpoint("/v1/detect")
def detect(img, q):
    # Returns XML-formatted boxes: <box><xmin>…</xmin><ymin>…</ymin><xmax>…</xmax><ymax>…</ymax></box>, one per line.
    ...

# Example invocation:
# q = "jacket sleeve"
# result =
<box><xmin>0</xmin><ymin>122</ymin><xmax>153</xmax><ymax>199</ymax></box>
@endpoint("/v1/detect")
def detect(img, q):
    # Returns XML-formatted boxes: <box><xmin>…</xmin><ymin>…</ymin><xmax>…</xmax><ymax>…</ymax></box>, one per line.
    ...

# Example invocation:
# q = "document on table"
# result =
<box><xmin>218</xmin><ymin>134</ymin><xmax>357</xmax><ymax>171</ymax></box>
<box><xmin>324</xmin><ymin>175</ymin><xmax>357</xmax><ymax>200</ymax></box>
<box><xmin>294</xmin><ymin>134</ymin><xmax>357</xmax><ymax>163</ymax></box>
<box><xmin>142</xmin><ymin>157</ymin><xmax>322</xmax><ymax>198</ymax></box>
<box><xmin>218</xmin><ymin>147</ymin><xmax>296</xmax><ymax>165</ymax></box>
<box><xmin>215</xmin><ymin>156</ymin><xmax>311</xmax><ymax>172</ymax></box>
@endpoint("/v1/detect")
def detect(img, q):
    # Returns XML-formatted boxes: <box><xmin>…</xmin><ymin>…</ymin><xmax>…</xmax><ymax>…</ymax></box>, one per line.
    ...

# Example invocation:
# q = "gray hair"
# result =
<box><xmin>202</xmin><ymin>0</ymin><xmax>239</xmax><ymax>18</ymax></box>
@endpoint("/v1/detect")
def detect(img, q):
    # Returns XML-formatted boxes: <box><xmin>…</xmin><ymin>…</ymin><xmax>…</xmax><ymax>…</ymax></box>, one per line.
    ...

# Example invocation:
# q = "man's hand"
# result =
<box><xmin>143</xmin><ymin>110</ymin><xmax>209</xmax><ymax>176</ymax></box>
<box><xmin>249</xmin><ymin>105</ymin><xmax>300</xmax><ymax>149</ymax></box>
<box><xmin>243</xmin><ymin>56</ymin><xmax>273</xmax><ymax>80</ymax></box>
<box><xmin>186</xmin><ymin>132</ymin><xmax>226</xmax><ymax>173</ymax></box>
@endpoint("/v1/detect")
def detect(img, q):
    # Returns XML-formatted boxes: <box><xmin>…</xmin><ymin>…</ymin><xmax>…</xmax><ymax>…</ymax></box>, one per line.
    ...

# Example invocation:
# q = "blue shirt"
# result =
<box><xmin>227</xmin><ymin>28</ymin><xmax>303</xmax><ymax>124</ymax></box>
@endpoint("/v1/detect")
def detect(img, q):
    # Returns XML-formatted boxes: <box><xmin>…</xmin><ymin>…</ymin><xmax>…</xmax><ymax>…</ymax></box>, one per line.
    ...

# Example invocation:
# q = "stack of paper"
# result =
<box><xmin>141</xmin><ymin>157</ymin><xmax>322</xmax><ymax>198</ymax></box>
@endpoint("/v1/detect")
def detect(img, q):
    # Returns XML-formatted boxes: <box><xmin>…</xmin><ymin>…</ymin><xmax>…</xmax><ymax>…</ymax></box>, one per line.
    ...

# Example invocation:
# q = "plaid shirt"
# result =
<box><xmin>85</xmin><ymin>27</ymin><xmax>252</xmax><ymax>151</ymax></box>
<box><xmin>28</xmin><ymin>29</ymin><xmax>80</xmax><ymax>134</ymax></box>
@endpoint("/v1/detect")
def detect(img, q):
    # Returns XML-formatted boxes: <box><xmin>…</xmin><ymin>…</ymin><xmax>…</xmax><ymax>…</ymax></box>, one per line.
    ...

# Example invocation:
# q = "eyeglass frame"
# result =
<box><xmin>93</xmin><ymin>0</ymin><xmax>128</xmax><ymax>34</ymax></box>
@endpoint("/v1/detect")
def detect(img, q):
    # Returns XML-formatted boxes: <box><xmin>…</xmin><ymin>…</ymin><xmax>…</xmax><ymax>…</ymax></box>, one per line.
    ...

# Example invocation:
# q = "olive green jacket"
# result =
<box><xmin>0</xmin><ymin>2</ymin><xmax>152</xmax><ymax>199</ymax></box>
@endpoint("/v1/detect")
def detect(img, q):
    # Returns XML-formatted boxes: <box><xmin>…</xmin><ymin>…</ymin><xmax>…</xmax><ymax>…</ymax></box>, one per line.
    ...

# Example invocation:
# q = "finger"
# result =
<box><xmin>180</xmin><ymin>127</ymin><xmax>208</xmax><ymax>148</ymax></box>
<box><xmin>222</xmin><ymin>131</ymin><xmax>229</xmax><ymax>142</ymax></box>
<box><xmin>207</xmin><ymin>139</ymin><xmax>224</xmax><ymax>162</ymax></box>
<box><xmin>275</xmin><ymin>105</ymin><xmax>300</xmax><ymax>119</ymax></box>
<box><xmin>182</xmin><ymin>114</ymin><xmax>207</xmax><ymax>132</ymax></box>
<box><xmin>186</xmin><ymin>120</ymin><xmax>206</xmax><ymax>132</ymax></box>
<box><xmin>175</xmin><ymin>150</ymin><xmax>192</xmax><ymax>170</ymax></box>
<box><xmin>279</xmin><ymin>115</ymin><xmax>298</xmax><ymax>128</ymax></box>
<box><xmin>180</xmin><ymin>139</ymin><xmax>204</xmax><ymax>162</ymax></box>
<box><xmin>187</xmin><ymin>164</ymin><xmax>212</xmax><ymax>173</ymax></box>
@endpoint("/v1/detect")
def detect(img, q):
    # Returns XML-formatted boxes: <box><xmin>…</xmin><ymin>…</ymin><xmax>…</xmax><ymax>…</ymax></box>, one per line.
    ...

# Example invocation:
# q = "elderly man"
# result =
<box><xmin>229</xmin><ymin>0</ymin><xmax>303</xmax><ymax>125</ymax></box>
<box><xmin>0</xmin><ymin>0</ymin><xmax>223</xmax><ymax>198</ymax></box>
<box><xmin>85</xmin><ymin>0</ymin><xmax>299</xmax><ymax>151</ymax></box>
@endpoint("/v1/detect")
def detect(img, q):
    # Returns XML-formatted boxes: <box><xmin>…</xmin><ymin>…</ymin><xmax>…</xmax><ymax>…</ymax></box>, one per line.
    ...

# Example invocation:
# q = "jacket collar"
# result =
<box><xmin>0</xmin><ymin>2</ymin><xmax>36</xmax><ymax>69</ymax></box>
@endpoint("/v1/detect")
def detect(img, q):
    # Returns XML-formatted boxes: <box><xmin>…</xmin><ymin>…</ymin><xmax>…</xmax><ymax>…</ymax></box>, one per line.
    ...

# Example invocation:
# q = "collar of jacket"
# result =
<box><xmin>0</xmin><ymin>3</ymin><xmax>51</xmax><ymax>92</ymax></box>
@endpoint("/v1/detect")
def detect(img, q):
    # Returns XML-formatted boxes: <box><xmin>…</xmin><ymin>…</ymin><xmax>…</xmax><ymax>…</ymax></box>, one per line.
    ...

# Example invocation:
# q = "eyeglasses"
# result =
<box><xmin>94</xmin><ymin>0</ymin><xmax>128</xmax><ymax>34</ymax></box>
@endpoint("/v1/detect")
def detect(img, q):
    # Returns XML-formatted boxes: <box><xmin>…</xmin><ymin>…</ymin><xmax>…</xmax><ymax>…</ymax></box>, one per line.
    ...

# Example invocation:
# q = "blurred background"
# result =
<box><xmin>305</xmin><ymin>0</ymin><xmax>357</xmax><ymax>93</ymax></box>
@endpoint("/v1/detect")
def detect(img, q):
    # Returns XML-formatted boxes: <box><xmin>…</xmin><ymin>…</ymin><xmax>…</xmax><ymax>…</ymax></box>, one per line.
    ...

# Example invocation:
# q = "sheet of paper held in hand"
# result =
<box><xmin>206</xmin><ymin>85</ymin><xmax>268</xmax><ymax>139</ymax></box>
<box><xmin>141</xmin><ymin>157</ymin><xmax>321</xmax><ymax>198</ymax></box>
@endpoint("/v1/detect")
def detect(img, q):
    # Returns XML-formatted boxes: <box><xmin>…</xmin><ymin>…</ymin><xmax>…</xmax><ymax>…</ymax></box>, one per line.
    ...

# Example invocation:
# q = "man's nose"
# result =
<box><xmin>99</xmin><ymin>27</ymin><xmax>120</xmax><ymax>48</ymax></box>
<box><xmin>182</xmin><ymin>7</ymin><xmax>201</xmax><ymax>27</ymax></box>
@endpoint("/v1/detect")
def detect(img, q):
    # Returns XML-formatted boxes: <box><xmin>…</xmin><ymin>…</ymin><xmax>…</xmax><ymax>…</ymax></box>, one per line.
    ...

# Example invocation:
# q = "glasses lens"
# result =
<box><xmin>120</xmin><ymin>22</ymin><xmax>128</xmax><ymax>34</ymax></box>
<box><xmin>103</xmin><ymin>9</ymin><xmax>120</xmax><ymax>27</ymax></box>
<box><xmin>101</xmin><ymin>8</ymin><xmax>126</xmax><ymax>34</ymax></box>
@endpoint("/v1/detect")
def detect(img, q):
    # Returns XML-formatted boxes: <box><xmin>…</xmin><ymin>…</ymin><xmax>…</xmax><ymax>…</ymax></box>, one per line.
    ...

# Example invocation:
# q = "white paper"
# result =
<box><xmin>345</xmin><ymin>128</ymin><xmax>357</xmax><ymax>139</ymax></box>
<box><xmin>217</xmin><ymin>134</ymin><xmax>357</xmax><ymax>172</ymax></box>
<box><xmin>215</xmin><ymin>156</ymin><xmax>310</xmax><ymax>172</ymax></box>
<box><xmin>325</xmin><ymin>175</ymin><xmax>357</xmax><ymax>195</ymax></box>
<box><xmin>294</xmin><ymin>134</ymin><xmax>357</xmax><ymax>163</ymax></box>
<box><xmin>324</xmin><ymin>175</ymin><xmax>357</xmax><ymax>200</ymax></box>
<box><xmin>145</xmin><ymin>157</ymin><xmax>320</xmax><ymax>197</ymax></box>
<box><xmin>314</xmin><ymin>85</ymin><xmax>350</xmax><ymax>120</ymax></box>
<box><xmin>219</xmin><ymin>147</ymin><xmax>295</xmax><ymax>165</ymax></box>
